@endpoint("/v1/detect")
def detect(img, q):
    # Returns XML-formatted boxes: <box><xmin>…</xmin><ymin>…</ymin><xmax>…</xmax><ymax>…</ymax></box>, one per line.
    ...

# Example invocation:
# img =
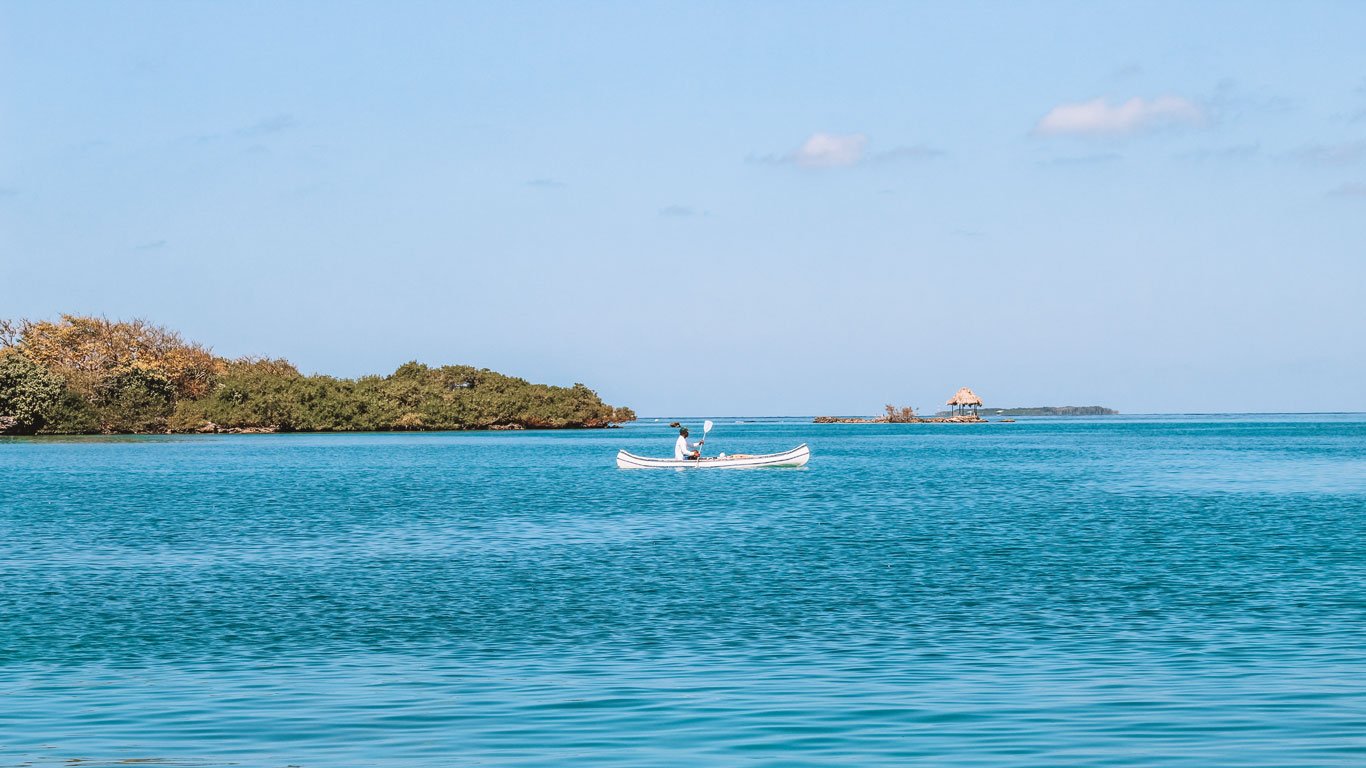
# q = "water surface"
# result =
<box><xmin>2</xmin><ymin>416</ymin><xmax>1364</xmax><ymax>765</ymax></box>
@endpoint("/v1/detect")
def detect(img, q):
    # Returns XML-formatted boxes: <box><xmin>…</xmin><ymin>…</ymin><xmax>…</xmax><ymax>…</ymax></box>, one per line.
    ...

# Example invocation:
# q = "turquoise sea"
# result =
<box><xmin>2</xmin><ymin>416</ymin><xmax>1365</xmax><ymax>766</ymax></box>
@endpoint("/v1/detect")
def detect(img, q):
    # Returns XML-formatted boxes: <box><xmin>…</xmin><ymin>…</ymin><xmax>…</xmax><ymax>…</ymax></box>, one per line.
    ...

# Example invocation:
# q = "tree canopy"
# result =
<box><xmin>0</xmin><ymin>316</ymin><xmax>634</xmax><ymax>435</ymax></box>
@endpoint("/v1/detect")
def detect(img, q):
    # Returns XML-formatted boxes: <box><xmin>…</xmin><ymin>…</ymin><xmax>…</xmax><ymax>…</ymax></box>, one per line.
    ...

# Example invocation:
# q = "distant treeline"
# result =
<box><xmin>948</xmin><ymin>406</ymin><xmax>1119</xmax><ymax>417</ymax></box>
<box><xmin>0</xmin><ymin>316</ymin><xmax>635</xmax><ymax>435</ymax></box>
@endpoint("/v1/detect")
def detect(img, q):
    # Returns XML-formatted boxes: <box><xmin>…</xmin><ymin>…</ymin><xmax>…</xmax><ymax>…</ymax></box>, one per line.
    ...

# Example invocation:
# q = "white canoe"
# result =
<box><xmin>616</xmin><ymin>443</ymin><xmax>810</xmax><ymax>469</ymax></box>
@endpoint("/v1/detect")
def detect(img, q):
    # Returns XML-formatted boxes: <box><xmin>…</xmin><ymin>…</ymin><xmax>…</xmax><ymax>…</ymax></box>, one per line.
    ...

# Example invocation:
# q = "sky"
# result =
<box><xmin>2</xmin><ymin>1</ymin><xmax>1364</xmax><ymax>415</ymax></box>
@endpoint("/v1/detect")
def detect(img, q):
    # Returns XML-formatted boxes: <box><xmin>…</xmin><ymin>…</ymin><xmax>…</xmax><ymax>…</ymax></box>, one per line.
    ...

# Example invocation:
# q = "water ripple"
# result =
<box><xmin>2</xmin><ymin>417</ymin><xmax>1364</xmax><ymax>765</ymax></box>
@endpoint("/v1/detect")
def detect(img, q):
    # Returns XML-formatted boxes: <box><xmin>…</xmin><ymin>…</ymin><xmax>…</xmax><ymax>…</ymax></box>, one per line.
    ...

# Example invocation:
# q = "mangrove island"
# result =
<box><xmin>0</xmin><ymin>315</ymin><xmax>635</xmax><ymax>435</ymax></box>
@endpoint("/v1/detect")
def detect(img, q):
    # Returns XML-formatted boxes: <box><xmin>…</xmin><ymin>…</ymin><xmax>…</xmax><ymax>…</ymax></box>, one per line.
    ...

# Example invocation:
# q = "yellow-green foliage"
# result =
<box><xmin>1</xmin><ymin>316</ymin><xmax>634</xmax><ymax>434</ymax></box>
<box><xmin>6</xmin><ymin>315</ymin><xmax>221</xmax><ymax>399</ymax></box>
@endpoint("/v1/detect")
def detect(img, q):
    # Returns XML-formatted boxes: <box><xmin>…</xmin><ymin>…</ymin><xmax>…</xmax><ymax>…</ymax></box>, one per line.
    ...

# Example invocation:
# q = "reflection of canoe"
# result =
<box><xmin>616</xmin><ymin>444</ymin><xmax>810</xmax><ymax>469</ymax></box>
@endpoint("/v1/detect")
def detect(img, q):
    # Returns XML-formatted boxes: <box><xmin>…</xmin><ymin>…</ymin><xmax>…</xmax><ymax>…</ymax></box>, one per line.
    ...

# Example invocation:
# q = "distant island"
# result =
<box><xmin>937</xmin><ymin>406</ymin><xmax>1118</xmax><ymax>417</ymax></box>
<box><xmin>815</xmin><ymin>404</ymin><xmax>986</xmax><ymax>424</ymax></box>
<box><xmin>815</xmin><ymin>399</ymin><xmax>1119</xmax><ymax>424</ymax></box>
<box><xmin>0</xmin><ymin>315</ymin><xmax>635</xmax><ymax>435</ymax></box>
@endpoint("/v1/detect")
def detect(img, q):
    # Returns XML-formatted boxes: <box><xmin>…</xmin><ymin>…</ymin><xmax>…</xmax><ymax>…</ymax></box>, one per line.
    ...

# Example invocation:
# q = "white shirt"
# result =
<box><xmin>674</xmin><ymin>435</ymin><xmax>700</xmax><ymax>460</ymax></box>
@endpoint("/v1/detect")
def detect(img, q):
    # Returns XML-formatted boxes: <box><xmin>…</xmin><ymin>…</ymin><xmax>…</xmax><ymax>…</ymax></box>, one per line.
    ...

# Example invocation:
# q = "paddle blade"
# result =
<box><xmin>703</xmin><ymin>419</ymin><xmax>714</xmax><ymax>435</ymax></box>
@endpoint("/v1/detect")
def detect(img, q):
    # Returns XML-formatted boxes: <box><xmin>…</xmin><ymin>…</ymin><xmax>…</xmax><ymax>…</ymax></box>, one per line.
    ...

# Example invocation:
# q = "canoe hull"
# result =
<box><xmin>616</xmin><ymin>443</ymin><xmax>810</xmax><ymax>469</ymax></box>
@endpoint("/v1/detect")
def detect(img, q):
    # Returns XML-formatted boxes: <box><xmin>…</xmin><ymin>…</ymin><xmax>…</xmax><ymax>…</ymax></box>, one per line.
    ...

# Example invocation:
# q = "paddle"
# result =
<box><xmin>701</xmin><ymin>419</ymin><xmax>713</xmax><ymax>456</ymax></box>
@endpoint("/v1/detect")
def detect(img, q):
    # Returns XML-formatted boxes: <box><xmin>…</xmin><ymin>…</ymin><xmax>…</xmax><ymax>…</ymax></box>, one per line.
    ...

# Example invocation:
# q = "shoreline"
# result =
<box><xmin>813</xmin><ymin>415</ymin><xmax>992</xmax><ymax>424</ymax></box>
<box><xmin>9</xmin><ymin>422</ymin><xmax>626</xmax><ymax>437</ymax></box>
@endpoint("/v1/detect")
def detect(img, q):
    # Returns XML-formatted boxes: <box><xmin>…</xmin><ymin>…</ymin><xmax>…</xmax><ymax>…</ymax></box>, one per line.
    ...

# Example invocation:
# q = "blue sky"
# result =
<box><xmin>2</xmin><ymin>1</ymin><xmax>1364</xmax><ymax>414</ymax></box>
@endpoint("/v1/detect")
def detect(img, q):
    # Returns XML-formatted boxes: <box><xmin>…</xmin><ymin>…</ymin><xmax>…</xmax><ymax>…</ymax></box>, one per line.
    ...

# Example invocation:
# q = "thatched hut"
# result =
<box><xmin>946</xmin><ymin>387</ymin><xmax>983</xmax><ymax>417</ymax></box>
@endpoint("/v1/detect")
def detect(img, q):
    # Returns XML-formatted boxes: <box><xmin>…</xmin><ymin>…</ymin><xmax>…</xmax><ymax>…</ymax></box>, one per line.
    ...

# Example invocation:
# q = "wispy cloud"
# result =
<box><xmin>179</xmin><ymin>114</ymin><xmax>296</xmax><ymax>145</ymax></box>
<box><xmin>868</xmin><ymin>144</ymin><xmax>944</xmax><ymax>163</ymax></box>
<box><xmin>1109</xmin><ymin>63</ymin><xmax>1144</xmax><ymax>81</ymax></box>
<box><xmin>181</xmin><ymin>132</ymin><xmax>221</xmax><ymax>145</ymax></box>
<box><xmin>1034</xmin><ymin>96</ymin><xmax>1202</xmax><ymax>137</ymax></box>
<box><xmin>1175</xmin><ymin>143</ymin><xmax>1261</xmax><ymax>162</ymax></box>
<box><xmin>1327</xmin><ymin>182</ymin><xmax>1366</xmax><ymax>198</ymax></box>
<box><xmin>1204</xmin><ymin>79</ymin><xmax>1292</xmax><ymax>124</ymax></box>
<box><xmin>0</xmin><ymin>186</ymin><xmax>18</xmax><ymax>197</ymax></box>
<box><xmin>1335</xmin><ymin>79</ymin><xmax>1366</xmax><ymax>124</ymax></box>
<box><xmin>235</xmin><ymin>114</ymin><xmax>295</xmax><ymax>138</ymax></box>
<box><xmin>659</xmin><ymin>204</ymin><xmax>705</xmax><ymax>218</ymax></box>
<box><xmin>525</xmin><ymin>178</ymin><xmax>565</xmax><ymax>189</ymax></box>
<box><xmin>1039</xmin><ymin>152</ymin><xmax>1122</xmax><ymax>167</ymax></box>
<box><xmin>1288</xmin><ymin>141</ymin><xmax>1366</xmax><ymax>167</ymax></box>
<box><xmin>753</xmin><ymin>133</ymin><xmax>940</xmax><ymax>169</ymax></box>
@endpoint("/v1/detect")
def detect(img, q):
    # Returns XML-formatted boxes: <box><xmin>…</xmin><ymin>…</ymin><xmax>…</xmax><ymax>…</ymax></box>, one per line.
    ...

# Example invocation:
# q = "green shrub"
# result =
<box><xmin>0</xmin><ymin>353</ymin><xmax>65</xmax><ymax>434</ymax></box>
<box><xmin>90</xmin><ymin>367</ymin><xmax>177</xmax><ymax>433</ymax></box>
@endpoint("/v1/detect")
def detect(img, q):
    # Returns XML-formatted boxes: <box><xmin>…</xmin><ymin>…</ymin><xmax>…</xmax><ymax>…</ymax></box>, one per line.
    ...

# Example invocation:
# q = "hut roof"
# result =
<box><xmin>946</xmin><ymin>387</ymin><xmax>983</xmax><ymax>406</ymax></box>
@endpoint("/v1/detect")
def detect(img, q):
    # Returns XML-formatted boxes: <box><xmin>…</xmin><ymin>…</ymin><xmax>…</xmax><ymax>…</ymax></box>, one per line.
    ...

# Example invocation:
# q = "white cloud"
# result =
<box><xmin>1034</xmin><ymin>96</ymin><xmax>1202</xmax><ymax>137</ymax></box>
<box><xmin>792</xmin><ymin>132</ymin><xmax>867</xmax><ymax>167</ymax></box>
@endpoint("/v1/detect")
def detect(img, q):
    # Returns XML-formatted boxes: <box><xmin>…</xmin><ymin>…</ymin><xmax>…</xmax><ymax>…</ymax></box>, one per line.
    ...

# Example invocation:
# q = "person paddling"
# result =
<box><xmin>674</xmin><ymin>426</ymin><xmax>704</xmax><ymax>460</ymax></box>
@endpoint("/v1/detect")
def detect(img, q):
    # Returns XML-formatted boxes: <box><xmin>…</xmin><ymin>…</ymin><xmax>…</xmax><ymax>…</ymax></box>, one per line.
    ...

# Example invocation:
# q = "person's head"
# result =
<box><xmin>679</xmin><ymin>427</ymin><xmax>689</xmax><ymax>437</ymax></box>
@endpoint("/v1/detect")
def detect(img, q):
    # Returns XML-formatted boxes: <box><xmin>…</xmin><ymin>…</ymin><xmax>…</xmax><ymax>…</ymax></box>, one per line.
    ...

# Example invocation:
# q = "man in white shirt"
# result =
<box><xmin>674</xmin><ymin>426</ymin><xmax>704</xmax><ymax>460</ymax></box>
